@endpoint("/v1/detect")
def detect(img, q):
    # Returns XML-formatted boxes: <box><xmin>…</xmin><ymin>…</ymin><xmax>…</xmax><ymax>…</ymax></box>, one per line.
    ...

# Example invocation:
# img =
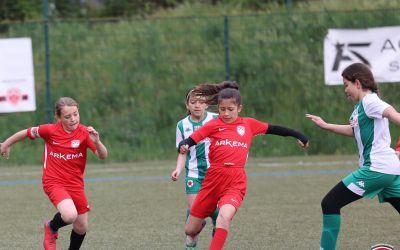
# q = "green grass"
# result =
<box><xmin>0</xmin><ymin>154</ymin><xmax>399</xmax><ymax>249</ymax></box>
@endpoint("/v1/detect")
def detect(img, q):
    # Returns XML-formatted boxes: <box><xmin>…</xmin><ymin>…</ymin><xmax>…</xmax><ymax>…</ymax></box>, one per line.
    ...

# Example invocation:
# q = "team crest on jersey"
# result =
<box><xmin>349</xmin><ymin>109</ymin><xmax>359</xmax><ymax>127</ymax></box>
<box><xmin>237</xmin><ymin>126</ymin><xmax>245</xmax><ymax>136</ymax></box>
<box><xmin>71</xmin><ymin>140</ymin><xmax>80</xmax><ymax>148</ymax></box>
<box><xmin>187</xmin><ymin>180</ymin><xmax>194</xmax><ymax>188</ymax></box>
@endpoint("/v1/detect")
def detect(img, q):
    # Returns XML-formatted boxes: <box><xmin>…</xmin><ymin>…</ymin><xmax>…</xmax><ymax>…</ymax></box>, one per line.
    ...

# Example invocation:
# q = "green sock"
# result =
<box><xmin>320</xmin><ymin>214</ymin><xmax>341</xmax><ymax>250</ymax></box>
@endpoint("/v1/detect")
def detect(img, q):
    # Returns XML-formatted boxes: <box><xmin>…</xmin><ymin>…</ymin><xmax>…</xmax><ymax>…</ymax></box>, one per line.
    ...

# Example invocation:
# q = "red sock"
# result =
<box><xmin>209</xmin><ymin>228</ymin><xmax>228</xmax><ymax>250</ymax></box>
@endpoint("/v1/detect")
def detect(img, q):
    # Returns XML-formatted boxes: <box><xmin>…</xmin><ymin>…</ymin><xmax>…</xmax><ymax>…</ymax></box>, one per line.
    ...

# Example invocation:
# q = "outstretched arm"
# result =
<box><xmin>306</xmin><ymin>114</ymin><xmax>353</xmax><ymax>137</ymax></box>
<box><xmin>267</xmin><ymin>125</ymin><xmax>309</xmax><ymax>149</ymax></box>
<box><xmin>171</xmin><ymin>152</ymin><xmax>187</xmax><ymax>181</ymax></box>
<box><xmin>383</xmin><ymin>106</ymin><xmax>400</xmax><ymax>126</ymax></box>
<box><xmin>1</xmin><ymin>129</ymin><xmax>28</xmax><ymax>159</ymax></box>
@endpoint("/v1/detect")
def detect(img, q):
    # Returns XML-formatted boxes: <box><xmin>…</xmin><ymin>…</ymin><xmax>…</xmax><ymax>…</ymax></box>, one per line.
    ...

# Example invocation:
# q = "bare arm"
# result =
<box><xmin>383</xmin><ymin>106</ymin><xmax>400</xmax><ymax>126</ymax></box>
<box><xmin>87</xmin><ymin>126</ymin><xmax>108</xmax><ymax>160</ymax></box>
<box><xmin>306</xmin><ymin>114</ymin><xmax>353</xmax><ymax>137</ymax></box>
<box><xmin>1</xmin><ymin>129</ymin><xmax>28</xmax><ymax>159</ymax></box>
<box><xmin>171</xmin><ymin>152</ymin><xmax>187</xmax><ymax>181</ymax></box>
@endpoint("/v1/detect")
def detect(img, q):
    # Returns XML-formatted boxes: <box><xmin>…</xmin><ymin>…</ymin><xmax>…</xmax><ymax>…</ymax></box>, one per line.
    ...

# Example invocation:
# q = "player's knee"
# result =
<box><xmin>73</xmin><ymin>221</ymin><xmax>88</xmax><ymax>234</ymax></box>
<box><xmin>216</xmin><ymin>213</ymin><xmax>232</xmax><ymax>228</ymax></box>
<box><xmin>61</xmin><ymin>210</ymin><xmax>78</xmax><ymax>224</ymax></box>
<box><xmin>321</xmin><ymin>195</ymin><xmax>339</xmax><ymax>214</ymax></box>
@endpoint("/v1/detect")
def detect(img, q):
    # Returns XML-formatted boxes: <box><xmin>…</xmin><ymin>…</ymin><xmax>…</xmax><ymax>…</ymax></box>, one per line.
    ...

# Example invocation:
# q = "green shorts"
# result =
<box><xmin>342</xmin><ymin>167</ymin><xmax>400</xmax><ymax>202</ymax></box>
<box><xmin>185</xmin><ymin>177</ymin><xmax>203</xmax><ymax>194</ymax></box>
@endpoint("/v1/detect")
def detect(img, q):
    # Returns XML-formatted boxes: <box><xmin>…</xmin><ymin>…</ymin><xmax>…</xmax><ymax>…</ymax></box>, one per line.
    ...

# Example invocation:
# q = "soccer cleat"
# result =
<box><xmin>185</xmin><ymin>236</ymin><xmax>197</xmax><ymax>248</ymax></box>
<box><xmin>43</xmin><ymin>221</ymin><xmax>58</xmax><ymax>250</ymax></box>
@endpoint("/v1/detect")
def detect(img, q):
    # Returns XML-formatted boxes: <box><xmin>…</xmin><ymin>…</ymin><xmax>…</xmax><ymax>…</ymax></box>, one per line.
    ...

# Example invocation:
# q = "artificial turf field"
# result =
<box><xmin>0</xmin><ymin>155</ymin><xmax>398</xmax><ymax>249</ymax></box>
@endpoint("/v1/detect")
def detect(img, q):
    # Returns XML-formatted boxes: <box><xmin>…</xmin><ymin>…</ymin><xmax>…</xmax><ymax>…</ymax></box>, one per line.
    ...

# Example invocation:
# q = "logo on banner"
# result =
<box><xmin>324</xmin><ymin>26</ymin><xmax>400</xmax><ymax>85</ymax></box>
<box><xmin>332</xmin><ymin>42</ymin><xmax>371</xmax><ymax>71</ymax></box>
<box><xmin>0</xmin><ymin>88</ymin><xmax>29</xmax><ymax>106</ymax></box>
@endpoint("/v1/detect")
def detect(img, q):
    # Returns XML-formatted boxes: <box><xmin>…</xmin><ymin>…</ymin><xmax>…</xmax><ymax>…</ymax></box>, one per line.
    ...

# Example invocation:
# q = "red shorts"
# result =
<box><xmin>190</xmin><ymin>166</ymin><xmax>246</xmax><ymax>218</ymax></box>
<box><xmin>43</xmin><ymin>185</ymin><xmax>90</xmax><ymax>215</ymax></box>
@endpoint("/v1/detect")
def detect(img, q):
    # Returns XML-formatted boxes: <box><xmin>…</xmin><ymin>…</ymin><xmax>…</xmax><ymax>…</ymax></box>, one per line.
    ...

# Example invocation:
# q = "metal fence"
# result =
<box><xmin>1</xmin><ymin>8</ymin><xmax>400</xmax><ymax>163</ymax></box>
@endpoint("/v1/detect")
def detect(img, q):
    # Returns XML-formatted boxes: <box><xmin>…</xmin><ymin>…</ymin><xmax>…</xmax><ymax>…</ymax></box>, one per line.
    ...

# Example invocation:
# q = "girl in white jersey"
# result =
<box><xmin>171</xmin><ymin>87</ymin><xmax>220</xmax><ymax>249</ymax></box>
<box><xmin>306</xmin><ymin>63</ymin><xmax>400</xmax><ymax>250</ymax></box>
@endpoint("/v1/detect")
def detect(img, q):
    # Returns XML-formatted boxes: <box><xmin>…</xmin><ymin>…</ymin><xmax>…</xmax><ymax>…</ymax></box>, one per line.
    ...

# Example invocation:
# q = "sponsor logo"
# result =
<box><xmin>237</xmin><ymin>126</ymin><xmax>245</xmax><ymax>136</ymax></box>
<box><xmin>187</xmin><ymin>179</ymin><xmax>194</xmax><ymax>188</ymax></box>
<box><xmin>332</xmin><ymin>42</ymin><xmax>371</xmax><ymax>71</ymax></box>
<box><xmin>0</xmin><ymin>88</ymin><xmax>29</xmax><ymax>105</ymax></box>
<box><xmin>356</xmin><ymin>181</ymin><xmax>365</xmax><ymax>188</ymax></box>
<box><xmin>215</xmin><ymin>139</ymin><xmax>247</xmax><ymax>148</ymax></box>
<box><xmin>349</xmin><ymin>109</ymin><xmax>359</xmax><ymax>127</ymax></box>
<box><xmin>218</xmin><ymin>128</ymin><xmax>226</xmax><ymax>131</ymax></box>
<box><xmin>371</xmin><ymin>243</ymin><xmax>394</xmax><ymax>250</ymax></box>
<box><xmin>52</xmin><ymin>141</ymin><xmax>60</xmax><ymax>145</ymax></box>
<box><xmin>49</xmin><ymin>151</ymin><xmax>83</xmax><ymax>161</ymax></box>
<box><xmin>71</xmin><ymin>140</ymin><xmax>80</xmax><ymax>148</ymax></box>
<box><xmin>231</xmin><ymin>198</ymin><xmax>239</xmax><ymax>204</ymax></box>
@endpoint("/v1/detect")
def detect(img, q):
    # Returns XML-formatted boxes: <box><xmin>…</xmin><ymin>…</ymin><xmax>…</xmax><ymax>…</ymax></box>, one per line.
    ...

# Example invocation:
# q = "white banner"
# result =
<box><xmin>324</xmin><ymin>26</ymin><xmax>400</xmax><ymax>85</ymax></box>
<box><xmin>0</xmin><ymin>37</ymin><xmax>36</xmax><ymax>112</ymax></box>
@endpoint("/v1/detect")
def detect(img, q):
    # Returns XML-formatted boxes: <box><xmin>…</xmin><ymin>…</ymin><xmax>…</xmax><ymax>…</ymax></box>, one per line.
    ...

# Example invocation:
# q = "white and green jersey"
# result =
<box><xmin>176</xmin><ymin>112</ymin><xmax>218</xmax><ymax>180</ymax></box>
<box><xmin>350</xmin><ymin>93</ymin><xmax>400</xmax><ymax>175</ymax></box>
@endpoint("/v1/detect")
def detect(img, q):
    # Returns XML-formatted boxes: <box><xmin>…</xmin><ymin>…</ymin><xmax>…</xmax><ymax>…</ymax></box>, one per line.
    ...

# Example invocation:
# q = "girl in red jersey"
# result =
<box><xmin>177</xmin><ymin>81</ymin><xmax>309</xmax><ymax>250</ymax></box>
<box><xmin>0</xmin><ymin>97</ymin><xmax>108</xmax><ymax>250</ymax></box>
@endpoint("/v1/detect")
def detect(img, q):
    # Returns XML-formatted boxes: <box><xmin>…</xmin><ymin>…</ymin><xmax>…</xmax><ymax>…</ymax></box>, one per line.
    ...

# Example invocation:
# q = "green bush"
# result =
<box><xmin>1</xmin><ymin>8</ymin><xmax>400</xmax><ymax>165</ymax></box>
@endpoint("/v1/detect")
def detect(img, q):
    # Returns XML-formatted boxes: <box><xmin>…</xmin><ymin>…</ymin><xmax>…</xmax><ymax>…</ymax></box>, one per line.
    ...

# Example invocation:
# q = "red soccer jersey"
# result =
<box><xmin>27</xmin><ymin>123</ymin><xmax>96</xmax><ymax>189</ymax></box>
<box><xmin>190</xmin><ymin>116</ymin><xmax>268</xmax><ymax>168</ymax></box>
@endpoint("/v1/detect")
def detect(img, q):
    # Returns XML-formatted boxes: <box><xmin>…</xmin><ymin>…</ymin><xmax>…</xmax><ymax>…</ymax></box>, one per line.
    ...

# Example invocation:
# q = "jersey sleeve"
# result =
<box><xmin>190</xmin><ymin>119</ymin><xmax>215</xmax><ymax>143</ymax></box>
<box><xmin>363</xmin><ymin>94</ymin><xmax>390</xmax><ymax>119</ymax></box>
<box><xmin>247</xmin><ymin>118</ymin><xmax>268</xmax><ymax>136</ymax></box>
<box><xmin>27</xmin><ymin>124</ymin><xmax>51</xmax><ymax>140</ymax></box>
<box><xmin>176</xmin><ymin>121</ymin><xmax>184</xmax><ymax>148</ymax></box>
<box><xmin>87</xmin><ymin>135</ymin><xmax>97</xmax><ymax>153</ymax></box>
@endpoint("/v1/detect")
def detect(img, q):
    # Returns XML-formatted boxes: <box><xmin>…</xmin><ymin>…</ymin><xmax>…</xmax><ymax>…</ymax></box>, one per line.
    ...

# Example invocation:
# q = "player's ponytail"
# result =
<box><xmin>193</xmin><ymin>80</ymin><xmax>239</xmax><ymax>105</ymax></box>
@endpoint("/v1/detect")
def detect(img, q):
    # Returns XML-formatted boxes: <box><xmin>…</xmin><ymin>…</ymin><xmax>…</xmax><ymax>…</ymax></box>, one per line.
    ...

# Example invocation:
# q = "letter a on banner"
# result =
<box><xmin>324</xmin><ymin>26</ymin><xmax>400</xmax><ymax>85</ymax></box>
<box><xmin>0</xmin><ymin>37</ymin><xmax>36</xmax><ymax>112</ymax></box>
